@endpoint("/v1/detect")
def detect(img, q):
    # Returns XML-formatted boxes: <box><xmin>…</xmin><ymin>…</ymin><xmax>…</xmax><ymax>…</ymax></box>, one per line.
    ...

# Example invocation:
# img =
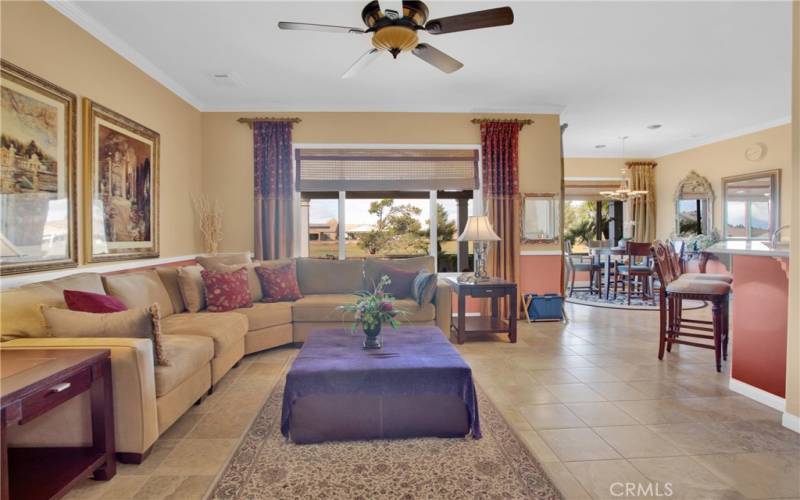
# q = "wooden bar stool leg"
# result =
<box><xmin>722</xmin><ymin>296</ymin><xmax>730</xmax><ymax>361</ymax></box>
<box><xmin>658</xmin><ymin>291</ymin><xmax>668</xmax><ymax>360</ymax></box>
<box><xmin>712</xmin><ymin>298</ymin><xmax>722</xmax><ymax>372</ymax></box>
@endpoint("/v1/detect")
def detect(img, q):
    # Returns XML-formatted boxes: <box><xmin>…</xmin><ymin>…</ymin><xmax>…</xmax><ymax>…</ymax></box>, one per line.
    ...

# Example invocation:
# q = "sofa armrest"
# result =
<box><xmin>1</xmin><ymin>337</ymin><xmax>159</xmax><ymax>455</ymax></box>
<box><xmin>434</xmin><ymin>280</ymin><xmax>452</xmax><ymax>336</ymax></box>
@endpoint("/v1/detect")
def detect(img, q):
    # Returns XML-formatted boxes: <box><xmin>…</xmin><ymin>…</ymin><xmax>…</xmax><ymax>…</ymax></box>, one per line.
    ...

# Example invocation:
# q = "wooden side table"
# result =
<box><xmin>1</xmin><ymin>349</ymin><xmax>115</xmax><ymax>500</ymax></box>
<box><xmin>444</xmin><ymin>277</ymin><xmax>518</xmax><ymax>344</ymax></box>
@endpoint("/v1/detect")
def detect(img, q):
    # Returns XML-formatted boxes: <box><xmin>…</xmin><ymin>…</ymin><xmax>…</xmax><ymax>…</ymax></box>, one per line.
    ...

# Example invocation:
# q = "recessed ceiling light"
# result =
<box><xmin>595</xmin><ymin>144</ymin><xmax>606</xmax><ymax>149</ymax></box>
<box><xmin>647</xmin><ymin>124</ymin><xmax>662</xmax><ymax>130</ymax></box>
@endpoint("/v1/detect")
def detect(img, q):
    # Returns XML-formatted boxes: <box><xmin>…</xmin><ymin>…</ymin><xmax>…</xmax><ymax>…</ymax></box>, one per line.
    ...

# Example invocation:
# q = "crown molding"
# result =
<box><xmin>652</xmin><ymin>116</ymin><xmax>791</xmax><ymax>158</ymax></box>
<box><xmin>46</xmin><ymin>0</ymin><xmax>205</xmax><ymax>110</ymax></box>
<box><xmin>201</xmin><ymin>103</ymin><xmax>565</xmax><ymax>114</ymax></box>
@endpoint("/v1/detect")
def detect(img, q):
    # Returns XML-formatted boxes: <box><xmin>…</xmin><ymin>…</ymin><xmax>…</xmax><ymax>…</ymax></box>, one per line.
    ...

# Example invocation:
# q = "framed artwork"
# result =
<box><xmin>83</xmin><ymin>98</ymin><xmax>159</xmax><ymax>262</ymax></box>
<box><xmin>0</xmin><ymin>59</ymin><xmax>77</xmax><ymax>275</ymax></box>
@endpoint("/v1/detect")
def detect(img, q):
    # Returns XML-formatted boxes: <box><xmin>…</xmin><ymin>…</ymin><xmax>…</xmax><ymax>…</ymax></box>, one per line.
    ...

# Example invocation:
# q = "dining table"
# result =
<box><xmin>589</xmin><ymin>246</ymin><xmax>627</xmax><ymax>300</ymax></box>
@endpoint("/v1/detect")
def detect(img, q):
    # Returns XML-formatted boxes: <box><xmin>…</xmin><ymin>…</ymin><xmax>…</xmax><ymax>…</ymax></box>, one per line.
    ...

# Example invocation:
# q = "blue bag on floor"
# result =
<box><xmin>524</xmin><ymin>293</ymin><xmax>564</xmax><ymax>321</ymax></box>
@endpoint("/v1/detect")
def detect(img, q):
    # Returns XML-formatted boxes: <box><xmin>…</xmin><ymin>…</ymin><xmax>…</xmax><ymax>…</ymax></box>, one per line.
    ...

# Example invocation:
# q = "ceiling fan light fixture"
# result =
<box><xmin>371</xmin><ymin>26</ymin><xmax>419</xmax><ymax>56</ymax></box>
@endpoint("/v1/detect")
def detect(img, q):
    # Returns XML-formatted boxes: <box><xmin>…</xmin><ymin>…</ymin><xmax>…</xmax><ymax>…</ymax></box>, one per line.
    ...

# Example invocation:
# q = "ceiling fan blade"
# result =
<box><xmin>425</xmin><ymin>6</ymin><xmax>513</xmax><ymax>35</ymax></box>
<box><xmin>379</xmin><ymin>0</ymin><xmax>404</xmax><ymax>19</ymax></box>
<box><xmin>342</xmin><ymin>48</ymin><xmax>381</xmax><ymax>79</ymax></box>
<box><xmin>278</xmin><ymin>22</ymin><xmax>365</xmax><ymax>34</ymax></box>
<box><xmin>412</xmin><ymin>44</ymin><xmax>463</xmax><ymax>73</ymax></box>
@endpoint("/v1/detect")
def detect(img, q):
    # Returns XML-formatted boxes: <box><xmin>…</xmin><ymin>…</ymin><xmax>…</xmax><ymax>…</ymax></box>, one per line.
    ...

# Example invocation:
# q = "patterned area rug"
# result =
<box><xmin>210</xmin><ymin>378</ymin><xmax>562</xmax><ymax>499</ymax></box>
<box><xmin>566</xmin><ymin>290</ymin><xmax>707</xmax><ymax>311</ymax></box>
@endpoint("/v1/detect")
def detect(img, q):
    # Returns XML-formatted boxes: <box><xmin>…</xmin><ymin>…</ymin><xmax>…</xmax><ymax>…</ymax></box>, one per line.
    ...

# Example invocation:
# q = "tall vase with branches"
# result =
<box><xmin>192</xmin><ymin>194</ymin><xmax>223</xmax><ymax>254</ymax></box>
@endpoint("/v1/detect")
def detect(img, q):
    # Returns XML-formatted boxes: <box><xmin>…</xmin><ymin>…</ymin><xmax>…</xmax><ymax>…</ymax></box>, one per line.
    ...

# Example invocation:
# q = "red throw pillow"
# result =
<box><xmin>255</xmin><ymin>262</ymin><xmax>303</xmax><ymax>302</ymax></box>
<box><xmin>201</xmin><ymin>267</ymin><xmax>253</xmax><ymax>312</ymax></box>
<box><xmin>63</xmin><ymin>289</ymin><xmax>127</xmax><ymax>313</ymax></box>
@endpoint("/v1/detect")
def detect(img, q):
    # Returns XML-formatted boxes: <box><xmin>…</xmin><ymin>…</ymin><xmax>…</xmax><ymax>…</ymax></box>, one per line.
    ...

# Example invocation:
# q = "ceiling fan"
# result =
<box><xmin>278</xmin><ymin>1</ymin><xmax>513</xmax><ymax>78</ymax></box>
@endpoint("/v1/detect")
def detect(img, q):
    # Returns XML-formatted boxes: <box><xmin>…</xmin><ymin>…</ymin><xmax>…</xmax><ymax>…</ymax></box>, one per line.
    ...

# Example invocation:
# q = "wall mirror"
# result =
<box><xmin>674</xmin><ymin>171</ymin><xmax>714</xmax><ymax>236</ymax></box>
<box><xmin>722</xmin><ymin>169</ymin><xmax>780</xmax><ymax>240</ymax></box>
<box><xmin>522</xmin><ymin>193</ymin><xmax>558</xmax><ymax>243</ymax></box>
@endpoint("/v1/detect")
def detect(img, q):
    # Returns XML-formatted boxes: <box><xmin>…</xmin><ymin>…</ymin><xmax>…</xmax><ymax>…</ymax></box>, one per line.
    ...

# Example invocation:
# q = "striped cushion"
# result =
<box><xmin>411</xmin><ymin>271</ymin><xmax>437</xmax><ymax>305</ymax></box>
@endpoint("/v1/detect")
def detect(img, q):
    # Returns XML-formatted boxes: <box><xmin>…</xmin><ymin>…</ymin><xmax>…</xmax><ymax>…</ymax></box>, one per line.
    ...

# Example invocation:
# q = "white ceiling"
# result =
<box><xmin>54</xmin><ymin>1</ymin><xmax>792</xmax><ymax>157</ymax></box>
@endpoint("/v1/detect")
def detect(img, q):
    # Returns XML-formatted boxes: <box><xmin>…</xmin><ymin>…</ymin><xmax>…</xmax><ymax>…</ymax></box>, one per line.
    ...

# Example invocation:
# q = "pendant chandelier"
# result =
<box><xmin>600</xmin><ymin>136</ymin><xmax>648</xmax><ymax>202</ymax></box>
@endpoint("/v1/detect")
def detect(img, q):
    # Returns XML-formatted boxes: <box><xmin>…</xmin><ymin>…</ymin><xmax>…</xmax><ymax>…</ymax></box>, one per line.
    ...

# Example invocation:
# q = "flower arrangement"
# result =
<box><xmin>337</xmin><ymin>275</ymin><xmax>400</xmax><ymax>348</ymax></box>
<box><xmin>685</xmin><ymin>229</ymin><xmax>720</xmax><ymax>251</ymax></box>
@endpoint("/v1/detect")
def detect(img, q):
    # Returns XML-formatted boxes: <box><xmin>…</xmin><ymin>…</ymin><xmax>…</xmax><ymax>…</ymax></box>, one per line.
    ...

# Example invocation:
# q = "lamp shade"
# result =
<box><xmin>457</xmin><ymin>215</ymin><xmax>501</xmax><ymax>242</ymax></box>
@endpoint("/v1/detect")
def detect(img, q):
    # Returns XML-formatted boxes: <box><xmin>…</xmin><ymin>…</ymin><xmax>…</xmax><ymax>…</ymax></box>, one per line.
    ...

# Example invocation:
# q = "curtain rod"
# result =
<box><xmin>471</xmin><ymin>118</ymin><xmax>534</xmax><ymax>129</ymax></box>
<box><xmin>237</xmin><ymin>117</ymin><xmax>302</xmax><ymax>128</ymax></box>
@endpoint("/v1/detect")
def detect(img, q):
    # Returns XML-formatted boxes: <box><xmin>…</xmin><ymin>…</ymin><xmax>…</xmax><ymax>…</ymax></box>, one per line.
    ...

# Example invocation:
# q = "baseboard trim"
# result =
<box><xmin>782</xmin><ymin>412</ymin><xmax>800</xmax><ymax>434</ymax></box>
<box><xmin>729</xmin><ymin>378</ymin><xmax>786</xmax><ymax>412</ymax></box>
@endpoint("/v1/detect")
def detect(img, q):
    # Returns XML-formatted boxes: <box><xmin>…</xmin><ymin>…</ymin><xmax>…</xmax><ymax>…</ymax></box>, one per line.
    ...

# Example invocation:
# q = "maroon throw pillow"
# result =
<box><xmin>63</xmin><ymin>289</ymin><xmax>127</xmax><ymax>313</ymax></box>
<box><xmin>201</xmin><ymin>267</ymin><xmax>253</xmax><ymax>312</ymax></box>
<box><xmin>378</xmin><ymin>265</ymin><xmax>418</xmax><ymax>299</ymax></box>
<box><xmin>255</xmin><ymin>262</ymin><xmax>303</xmax><ymax>302</ymax></box>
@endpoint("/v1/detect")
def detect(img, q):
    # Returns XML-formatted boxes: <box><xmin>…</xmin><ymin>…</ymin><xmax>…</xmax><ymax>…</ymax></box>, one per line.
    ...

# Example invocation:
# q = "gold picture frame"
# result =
<box><xmin>0</xmin><ymin>59</ymin><xmax>77</xmax><ymax>275</ymax></box>
<box><xmin>83</xmin><ymin>98</ymin><xmax>159</xmax><ymax>262</ymax></box>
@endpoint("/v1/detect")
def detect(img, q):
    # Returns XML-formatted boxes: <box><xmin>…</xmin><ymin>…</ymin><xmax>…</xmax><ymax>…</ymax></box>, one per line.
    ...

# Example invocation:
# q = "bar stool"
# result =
<box><xmin>651</xmin><ymin>241</ymin><xmax>732</xmax><ymax>372</ymax></box>
<box><xmin>666</xmin><ymin>240</ymin><xmax>732</xmax><ymax>283</ymax></box>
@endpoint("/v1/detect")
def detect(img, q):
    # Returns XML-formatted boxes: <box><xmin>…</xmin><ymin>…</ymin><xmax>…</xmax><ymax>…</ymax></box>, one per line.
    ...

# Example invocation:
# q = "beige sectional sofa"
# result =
<box><xmin>0</xmin><ymin>255</ymin><xmax>450</xmax><ymax>462</ymax></box>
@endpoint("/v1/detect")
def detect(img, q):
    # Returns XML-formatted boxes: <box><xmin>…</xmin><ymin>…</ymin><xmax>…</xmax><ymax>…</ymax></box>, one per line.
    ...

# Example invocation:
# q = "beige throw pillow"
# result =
<box><xmin>41</xmin><ymin>303</ymin><xmax>169</xmax><ymax>366</ymax></box>
<box><xmin>102</xmin><ymin>270</ymin><xmax>175</xmax><ymax>317</ymax></box>
<box><xmin>177</xmin><ymin>265</ymin><xmax>206</xmax><ymax>312</ymax></box>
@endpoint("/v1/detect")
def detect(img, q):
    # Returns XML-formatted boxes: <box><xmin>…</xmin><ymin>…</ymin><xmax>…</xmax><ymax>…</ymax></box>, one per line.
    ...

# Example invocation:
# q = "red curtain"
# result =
<box><xmin>481</xmin><ymin>122</ymin><xmax>522</xmax><ymax>317</ymax></box>
<box><xmin>253</xmin><ymin>121</ymin><xmax>294</xmax><ymax>260</ymax></box>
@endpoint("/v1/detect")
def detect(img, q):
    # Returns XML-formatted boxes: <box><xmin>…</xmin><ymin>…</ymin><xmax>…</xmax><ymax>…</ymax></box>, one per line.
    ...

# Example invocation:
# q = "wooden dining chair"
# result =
<box><xmin>614</xmin><ymin>241</ymin><xmax>655</xmax><ymax>305</ymax></box>
<box><xmin>564</xmin><ymin>240</ymin><xmax>602</xmax><ymax>296</ymax></box>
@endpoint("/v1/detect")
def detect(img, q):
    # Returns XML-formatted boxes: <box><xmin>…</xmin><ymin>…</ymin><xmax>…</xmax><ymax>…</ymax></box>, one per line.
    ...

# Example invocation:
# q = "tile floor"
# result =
<box><xmin>64</xmin><ymin>303</ymin><xmax>800</xmax><ymax>499</ymax></box>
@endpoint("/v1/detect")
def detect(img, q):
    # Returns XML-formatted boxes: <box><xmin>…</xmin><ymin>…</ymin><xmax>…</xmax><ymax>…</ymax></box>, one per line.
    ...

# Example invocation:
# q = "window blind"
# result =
<box><xmin>295</xmin><ymin>148</ymin><xmax>479</xmax><ymax>192</ymax></box>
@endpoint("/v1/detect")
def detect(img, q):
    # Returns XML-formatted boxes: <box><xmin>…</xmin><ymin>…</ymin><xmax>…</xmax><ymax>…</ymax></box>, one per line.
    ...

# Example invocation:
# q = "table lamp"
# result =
<box><xmin>457</xmin><ymin>215</ymin><xmax>501</xmax><ymax>282</ymax></box>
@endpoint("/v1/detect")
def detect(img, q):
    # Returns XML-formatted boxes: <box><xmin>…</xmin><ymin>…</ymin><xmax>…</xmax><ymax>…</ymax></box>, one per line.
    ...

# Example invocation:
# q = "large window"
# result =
<box><xmin>722</xmin><ymin>170</ymin><xmax>780</xmax><ymax>240</ymax></box>
<box><xmin>297</xmin><ymin>147</ymin><xmax>480</xmax><ymax>272</ymax></box>
<box><xmin>302</xmin><ymin>190</ymin><xmax>473</xmax><ymax>271</ymax></box>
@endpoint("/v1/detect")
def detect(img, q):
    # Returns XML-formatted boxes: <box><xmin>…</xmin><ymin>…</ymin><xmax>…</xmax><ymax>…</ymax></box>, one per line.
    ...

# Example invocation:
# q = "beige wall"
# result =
<box><xmin>202</xmin><ymin>112</ymin><xmax>562</xmax><ymax>253</ymax></box>
<box><xmin>0</xmin><ymin>1</ymin><xmax>204</xmax><ymax>271</ymax></box>
<box><xmin>785</xmin><ymin>0</ymin><xmax>799</xmax><ymax>422</ymax></box>
<box><xmin>564</xmin><ymin>157</ymin><xmax>627</xmax><ymax>179</ymax></box>
<box><xmin>654</xmin><ymin>124</ymin><xmax>792</xmax><ymax>241</ymax></box>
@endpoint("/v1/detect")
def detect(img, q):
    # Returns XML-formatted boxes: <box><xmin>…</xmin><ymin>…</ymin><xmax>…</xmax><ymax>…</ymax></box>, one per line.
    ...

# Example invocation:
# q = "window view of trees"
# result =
<box><xmin>563</xmin><ymin>200</ymin><xmax>609</xmax><ymax>252</ymax></box>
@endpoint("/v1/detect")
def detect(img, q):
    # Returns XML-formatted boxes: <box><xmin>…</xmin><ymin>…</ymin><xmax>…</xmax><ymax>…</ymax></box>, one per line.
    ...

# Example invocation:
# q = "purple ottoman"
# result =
<box><xmin>280</xmin><ymin>326</ymin><xmax>481</xmax><ymax>444</ymax></box>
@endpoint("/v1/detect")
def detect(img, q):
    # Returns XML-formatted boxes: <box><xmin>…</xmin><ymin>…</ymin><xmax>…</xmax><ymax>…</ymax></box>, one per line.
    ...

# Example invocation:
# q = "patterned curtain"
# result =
<box><xmin>253</xmin><ymin>121</ymin><xmax>294</xmax><ymax>260</ymax></box>
<box><xmin>628</xmin><ymin>161</ymin><xmax>657</xmax><ymax>242</ymax></box>
<box><xmin>481</xmin><ymin>122</ymin><xmax>522</xmax><ymax>318</ymax></box>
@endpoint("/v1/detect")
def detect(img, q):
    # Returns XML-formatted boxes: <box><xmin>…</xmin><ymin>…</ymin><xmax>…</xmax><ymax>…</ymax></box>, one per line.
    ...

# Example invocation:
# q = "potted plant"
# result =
<box><xmin>338</xmin><ymin>275</ymin><xmax>400</xmax><ymax>349</ymax></box>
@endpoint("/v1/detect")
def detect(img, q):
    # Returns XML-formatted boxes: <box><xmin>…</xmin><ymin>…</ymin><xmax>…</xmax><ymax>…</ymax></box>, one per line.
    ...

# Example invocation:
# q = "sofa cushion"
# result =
<box><xmin>366</xmin><ymin>263</ymin><xmax>417</xmax><ymax>299</ymax></box>
<box><xmin>394</xmin><ymin>299</ymin><xmax>436</xmax><ymax>322</ymax></box>
<box><xmin>364</xmin><ymin>256</ymin><xmax>434</xmax><ymax>289</ymax></box>
<box><xmin>156</xmin><ymin>267</ymin><xmax>187</xmax><ymax>313</ymax></box>
<box><xmin>0</xmin><ymin>273</ymin><xmax>105</xmax><ymax>340</ymax></box>
<box><xmin>255</xmin><ymin>262</ymin><xmax>303</xmax><ymax>302</ymax></box>
<box><xmin>411</xmin><ymin>271</ymin><xmax>438</xmax><ymax>305</ymax></box>
<box><xmin>160</xmin><ymin>312</ymin><xmax>248</xmax><ymax>354</ymax></box>
<box><xmin>296</xmin><ymin>258</ymin><xmax>364</xmax><ymax>295</ymax></box>
<box><xmin>41</xmin><ymin>304</ymin><xmax>169</xmax><ymax>366</ymax></box>
<box><xmin>234</xmin><ymin>302</ymin><xmax>293</xmax><ymax>331</ymax></box>
<box><xmin>103</xmin><ymin>270</ymin><xmax>175</xmax><ymax>317</ymax></box>
<box><xmin>155</xmin><ymin>334</ymin><xmax>214</xmax><ymax>397</ymax></box>
<box><xmin>64</xmin><ymin>289</ymin><xmax>127</xmax><ymax>313</ymax></box>
<box><xmin>177</xmin><ymin>265</ymin><xmax>206</xmax><ymax>313</ymax></box>
<box><xmin>291</xmin><ymin>294</ymin><xmax>361</xmax><ymax>323</ymax></box>
<box><xmin>196</xmin><ymin>252</ymin><xmax>251</xmax><ymax>269</ymax></box>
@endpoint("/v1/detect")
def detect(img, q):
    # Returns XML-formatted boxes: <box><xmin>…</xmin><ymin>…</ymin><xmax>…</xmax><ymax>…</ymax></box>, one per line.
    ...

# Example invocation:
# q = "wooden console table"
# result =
<box><xmin>1</xmin><ymin>349</ymin><xmax>115</xmax><ymax>500</ymax></box>
<box><xmin>444</xmin><ymin>277</ymin><xmax>517</xmax><ymax>344</ymax></box>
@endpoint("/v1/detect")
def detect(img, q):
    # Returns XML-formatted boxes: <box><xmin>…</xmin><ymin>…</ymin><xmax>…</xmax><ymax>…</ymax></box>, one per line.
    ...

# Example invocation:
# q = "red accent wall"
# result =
<box><xmin>730</xmin><ymin>255</ymin><xmax>789</xmax><ymax>398</ymax></box>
